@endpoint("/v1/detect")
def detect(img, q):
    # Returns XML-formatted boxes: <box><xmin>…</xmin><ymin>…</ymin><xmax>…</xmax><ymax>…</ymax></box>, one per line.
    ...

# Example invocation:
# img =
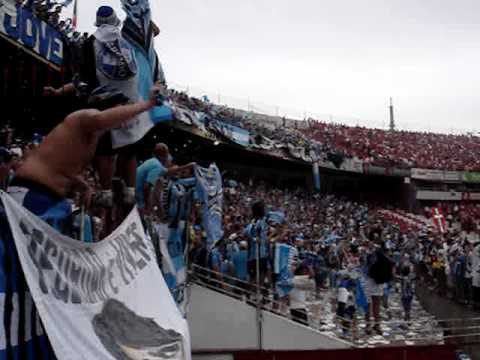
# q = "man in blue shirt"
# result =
<box><xmin>136</xmin><ymin>143</ymin><xmax>194</xmax><ymax>215</ymax></box>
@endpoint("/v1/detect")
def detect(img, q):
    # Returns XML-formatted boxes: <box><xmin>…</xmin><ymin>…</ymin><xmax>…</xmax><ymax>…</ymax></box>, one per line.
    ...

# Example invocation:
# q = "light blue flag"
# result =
<box><xmin>195</xmin><ymin>164</ymin><xmax>223</xmax><ymax>248</ymax></box>
<box><xmin>211</xmin><ymin>120</ymin><xmax>250</xmax><ymax>146</ymax></box>
<box><xmin>274</xmin><ymin>244</ymin><xmax>297</xmax><ymax>298</ymax></box>
<box><xmin>323</xmin><ymin>232</ymin><xmax>339</xmax><ymax>245</ymax></box>
<box><xmin>267</xmin><ymin>211</ymin><xmax>285</xmax><ymax>225</ymax></box>
<box><xmin>155</xmin><ymin>222</ymin><xmax>187</xmax><ymax>315</ymax></box>
<box><xmin>121</xmin><ymin>0</ymin><xmax>173</xmax><ymax>124</ymax></box>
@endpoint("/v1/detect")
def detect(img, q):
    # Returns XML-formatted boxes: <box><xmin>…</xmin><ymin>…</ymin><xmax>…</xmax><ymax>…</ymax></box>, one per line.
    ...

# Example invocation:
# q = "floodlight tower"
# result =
<box><xmin>389</xmin><ymin>97</ymin><xmax>395</xmax><ymax>131</ymax></box>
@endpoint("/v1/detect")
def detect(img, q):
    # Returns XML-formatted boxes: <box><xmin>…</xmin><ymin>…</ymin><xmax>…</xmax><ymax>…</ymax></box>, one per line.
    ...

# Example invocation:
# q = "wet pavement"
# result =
<box><xmin>267</xmin><ymin>282</ymin><xmax>446</xmax><ymax>348</ymax></box>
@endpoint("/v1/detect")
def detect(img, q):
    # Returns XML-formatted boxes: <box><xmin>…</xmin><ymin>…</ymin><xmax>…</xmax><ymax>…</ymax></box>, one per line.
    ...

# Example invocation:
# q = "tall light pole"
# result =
<box><xmin>389</xmin><ymin>97</ymin><xmax>395</xmax><ymax>131</ymax></box>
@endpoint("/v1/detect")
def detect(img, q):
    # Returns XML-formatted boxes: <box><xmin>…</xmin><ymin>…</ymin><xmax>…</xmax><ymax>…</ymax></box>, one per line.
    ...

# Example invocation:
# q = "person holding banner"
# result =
<box><xmin>136</xmin><ymin>143</ymin><xmax>195</xmax><ymax>217</ymax></box>
<box><xmin>0</xmin><ymin>83</ymin><xmax>163</xmax><ymax>359</ymax></box>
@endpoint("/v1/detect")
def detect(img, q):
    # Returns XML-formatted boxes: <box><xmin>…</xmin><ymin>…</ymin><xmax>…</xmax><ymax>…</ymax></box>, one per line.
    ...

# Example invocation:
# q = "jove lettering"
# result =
<box><xmin>1</xmin><ymin>4</ymin><xmax>63</xmax><ymax>65</ymax></box>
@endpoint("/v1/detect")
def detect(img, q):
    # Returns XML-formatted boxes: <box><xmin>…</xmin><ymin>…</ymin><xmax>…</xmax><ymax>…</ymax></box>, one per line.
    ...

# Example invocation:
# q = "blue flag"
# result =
<box><xmin>267</xmin><ymin>211</ymin><xmax>285</xmax><ymax>225</ymax></box>
<box><xmin>355</xmin><ymin>278</ymin><xmax>369</xmax><ymax>314</ymax></box>
<box><xmin>274</xmin><ymin>244</ymin><xmax>298</xmax><ymax>298</ymax></box>
<box><xmin>323</xmin><ymin>232</ymin><xmax>339</xmax><ymax>245</ymax></box>
<box><xmin>121</xmin><ymin>0</ymin><xmax>172</xmax><ymax>124</ymax></box>
<box><xmin>155</xmin><ymin>221</ymin><xmax>187</xmax><ymax>315</ymax></box>
<box><xmin>195</xmin><ymin>165</ymin><xmax>223</xmax><ymax>247</ymax></box>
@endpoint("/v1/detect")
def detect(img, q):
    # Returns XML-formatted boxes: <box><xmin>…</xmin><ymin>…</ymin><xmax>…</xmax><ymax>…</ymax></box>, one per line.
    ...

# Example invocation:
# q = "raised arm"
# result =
<box><xmin>68</xmin><ymin>84</ymin><xmax>163</xmax><ymax>133</ymax></box>
<box><xmin>166</xmin><ymin>162</ymin><xmax>196</xmax><ymax>177</ymax></box>
<box><xmin>89</xmin><ymin>98</ymin><xmax>154</xmax><ymax>132</ymax></box>
<box><xmin>43</xmin><ymin>83</ymin><xmax>76</xmax><ymax>97</ymax></box>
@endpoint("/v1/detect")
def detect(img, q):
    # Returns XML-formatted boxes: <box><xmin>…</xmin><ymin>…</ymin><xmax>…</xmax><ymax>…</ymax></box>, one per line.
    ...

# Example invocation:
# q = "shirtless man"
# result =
<box><xmin>8</xmin><ymin>83</ymin><xmax>163</xmax><ymax>218</ymax></box>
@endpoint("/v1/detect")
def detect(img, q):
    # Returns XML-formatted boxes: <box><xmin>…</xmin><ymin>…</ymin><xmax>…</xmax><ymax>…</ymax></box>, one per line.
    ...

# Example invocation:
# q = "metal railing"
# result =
<box><xmin>188</xmin><ymin>264</ymin><xmax>480</xmax><ymax>348</ymax></box>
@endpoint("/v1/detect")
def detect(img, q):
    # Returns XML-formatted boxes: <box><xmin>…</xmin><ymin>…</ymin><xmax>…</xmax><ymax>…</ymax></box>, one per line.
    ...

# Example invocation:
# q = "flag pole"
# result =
<box><xmin>72</xmin><ymin>0</ymin><xmax>78</xmax><ymax>30</ymax></box>
<box><xmin>79</xmin><ymin>205</ymin><xmax>85</xmax><ymax>242</ymax></box>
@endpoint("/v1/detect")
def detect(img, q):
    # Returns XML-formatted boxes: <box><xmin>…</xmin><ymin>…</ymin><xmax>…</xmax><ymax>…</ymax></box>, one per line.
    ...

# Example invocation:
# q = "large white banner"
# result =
<box><xmin>1</xmin><ymin>192</ymin><xmax>190</xmax><ymax>360</ymax></box>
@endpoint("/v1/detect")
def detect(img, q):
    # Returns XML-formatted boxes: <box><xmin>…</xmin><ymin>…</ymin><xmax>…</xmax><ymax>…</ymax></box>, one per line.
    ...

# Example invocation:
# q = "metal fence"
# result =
<box><xmin>188</xmin><ymin>264</ymin><xmax>480</xmax><ymax>350</ymax></box>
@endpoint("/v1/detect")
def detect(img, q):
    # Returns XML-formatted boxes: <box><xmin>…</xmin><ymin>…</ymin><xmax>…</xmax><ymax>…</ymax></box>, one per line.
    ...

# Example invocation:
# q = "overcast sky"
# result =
<box><xmin>76</xmin><ymin>0</ymin><xmax>480</xmax><ymax>133</ymax></box>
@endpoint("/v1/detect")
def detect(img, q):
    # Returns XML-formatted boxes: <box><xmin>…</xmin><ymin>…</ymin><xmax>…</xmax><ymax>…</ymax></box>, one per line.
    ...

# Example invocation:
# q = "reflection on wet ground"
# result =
<box><xmin>300</xmin><ymin>284</ymin><xmax>444</xmax><ymax>348</ymax></box>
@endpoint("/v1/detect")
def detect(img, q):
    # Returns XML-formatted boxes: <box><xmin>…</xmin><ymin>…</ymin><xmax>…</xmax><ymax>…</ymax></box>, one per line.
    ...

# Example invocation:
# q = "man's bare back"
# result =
<box><xmin>15</xmin><ymin>85</ymin><xmax>161</xmax><ymax>198</ymax></box>
<box><xmin>16</xmin><ymin>110</ymin><xmax>100</xmax><ymax>197</ymax></box>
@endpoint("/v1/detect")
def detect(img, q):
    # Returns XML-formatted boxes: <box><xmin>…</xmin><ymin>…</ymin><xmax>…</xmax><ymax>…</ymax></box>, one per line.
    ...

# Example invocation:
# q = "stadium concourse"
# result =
<box><xmin>0</xmin><ymin>1</ymin><xmax>479</xmax><ymax>360</ymax></box>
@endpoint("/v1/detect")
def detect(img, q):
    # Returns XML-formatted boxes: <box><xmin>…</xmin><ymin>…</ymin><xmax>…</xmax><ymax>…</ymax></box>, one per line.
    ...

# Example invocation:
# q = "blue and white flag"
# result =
<box><xmin>155</xmin><ymin>222</ymin><xmax>187</xmax><ymax>313</ymax></box>
<box><xmin>274</xmin><ymin>244</ymin><xmax>298</xmax><ymax>298</ymax></box>
<box><xmin>195</xmin><ymin>164</ymin><xmax>223</xmax><ymax>248</ymax></box>
<box><xmin>355</xmin><ymin>278</ymin><xmax>369</xmax><ymax>314</ymax></box>
<box><xmin>120</xmin><ymin>0</ymin><xmax>172</xmax><ymax>126</ymax></box>
<box><xmin>59</xmin><ymin>0</ymin><xmax>73</xmax><ymax>6</ymax></box>
<box><xmin>267</xmin><ymin>211</ymin><xmax>285</xmax><ymax>225</ymax></box>
<box><xmin>92</xmin><ymin>5</ymin><xmax>172</xmax><ymax>149</ymax></box>
<box><xmin>323</xmin><ymin>232</ymin><xmax>340</xmax><ymax>245</ymax></box>
<box><xmin>158</xmin><ymin>177</ymin><xmax>197</xmax><ymax>313</ymax></box>
<box><xmin>210</xmin><ymin>120</ymin><xmax>250</xmax><ymax>147</ymax></box>
<box><xmin>245</xmin><ymin>219</ymin><xmax>269</xmax><ymax>261</ymax></box>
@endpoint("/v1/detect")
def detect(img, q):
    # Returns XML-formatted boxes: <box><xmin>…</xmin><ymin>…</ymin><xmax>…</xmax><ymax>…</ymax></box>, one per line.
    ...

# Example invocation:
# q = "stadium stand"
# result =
<box><xmin>0</xmin><ymin>1</ymin><xmax>479</xmax><ymax>359</ymax></box>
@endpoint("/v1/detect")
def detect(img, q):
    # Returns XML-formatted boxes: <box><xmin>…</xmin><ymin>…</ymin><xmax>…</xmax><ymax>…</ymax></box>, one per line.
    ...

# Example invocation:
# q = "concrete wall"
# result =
<box><xmin>262</xmin><ymin>311</ymin><xmax>350</xmax><ymax>350</ymax></box>
<box><xmin>188</xmin><ymin>284</ymin><xmax>259</xmax><ymax>351</ymax></box>
<box><xmin>188</xmin><ymin>284</ymin><xmax>351</xmax><ymax>352</ymax></box>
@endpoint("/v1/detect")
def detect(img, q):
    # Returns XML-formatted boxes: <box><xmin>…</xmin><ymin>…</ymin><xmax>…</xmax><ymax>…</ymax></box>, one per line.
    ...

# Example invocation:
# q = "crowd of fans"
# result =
<box><xmin>4</xmin><ymin>111</ymin><xmax>480</xmax><ymax>337</ymax></box>
<box><xmin>426</xmin><ymin>203</ymin><xmax>480</xmax><ymax>233</ymax></box>
<box><xmin>187</xmin><ymin>179</ymin><xmax>480</xmax><ymax>336</ymax></box>
<box><xmin>170</xmin><ymin>88</ymin><xmax>480</xmax><ymax>171</ymax></box>
<box><xmin>169</xmin><ymin>90</ymin><xmax>328</xmax><ymax>161</ymax></box>
<box><xmin>306</xmin><ymin>123</ymin><xmax>480</xmax><ymax>171</ymax></box>
<box><xmin>1</xmin><ymin>4</ymin><xmax>479</xmax><ymax>357</ymax></box>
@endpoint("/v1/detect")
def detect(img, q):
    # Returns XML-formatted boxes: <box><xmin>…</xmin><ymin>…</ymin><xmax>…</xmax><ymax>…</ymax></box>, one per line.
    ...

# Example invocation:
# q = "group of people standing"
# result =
<box><xmin>0</xmin><ymin>1</ymin><xmax>193</xmax><ymax>357</ymax></box>
<box><xmin>189</xmin><ymin>182</ymin><xmax>424</xmax><ymax>337</ymax></box>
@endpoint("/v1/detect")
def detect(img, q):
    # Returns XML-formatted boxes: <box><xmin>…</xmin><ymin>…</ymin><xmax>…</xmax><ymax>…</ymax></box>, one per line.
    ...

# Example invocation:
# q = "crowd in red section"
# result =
<box><xmin>305</xmin><ymin>122</ymin><xmax>480</xmax><ymax>171</ymax></box>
